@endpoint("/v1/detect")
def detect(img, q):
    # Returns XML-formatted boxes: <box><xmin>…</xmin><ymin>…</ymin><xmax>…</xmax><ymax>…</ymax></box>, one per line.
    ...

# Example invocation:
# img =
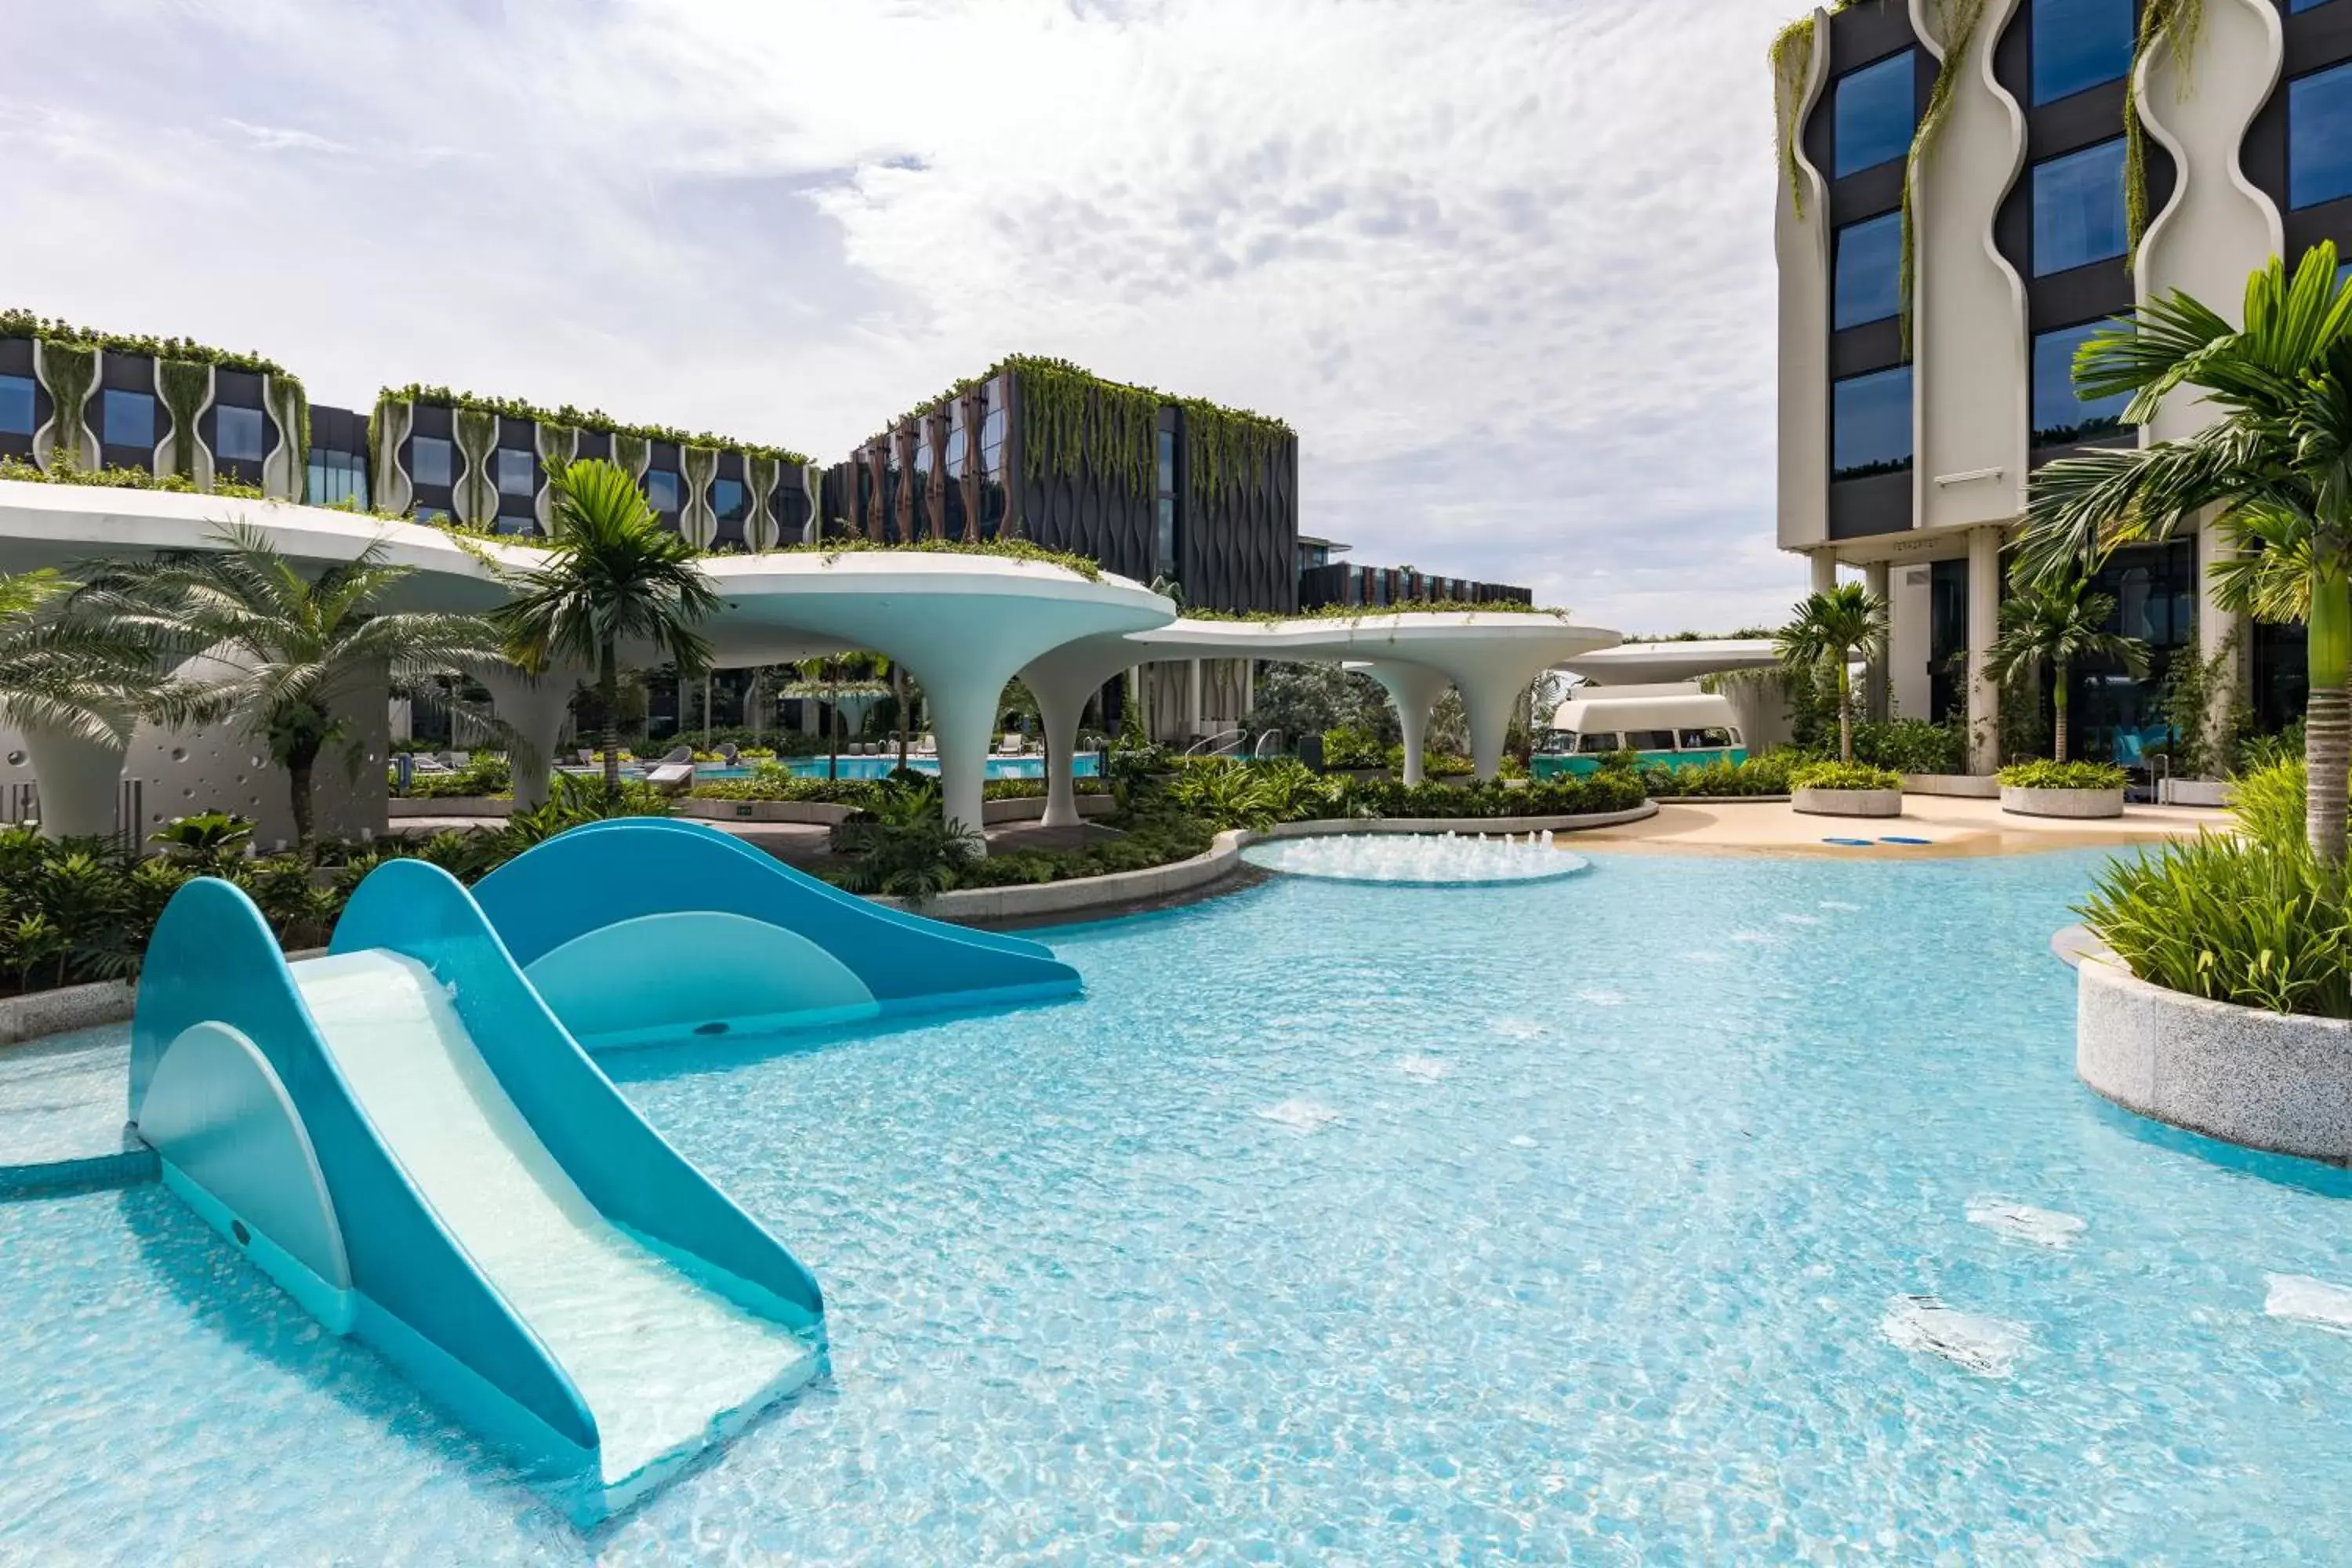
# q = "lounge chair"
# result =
<box><xmin>996</xmin><ymin>733</ymin><xmax>1025</xmax><ymax>756</ymax></box>
<box><xmin>657</xmin><ymin>746</ymin><xmax>693</xmax><ymax>765</ymax></box>
<box><xmin>717</xmin><ymin>744</ymin><xmax>740</xmax><ymax>764</ymax></box>
<box><xmin>914</xmin><ymin>733</ymin><xmax>937</xmax><ymax>757</ymax></box>
<box><xmin>645</xmin><ymin>761</ymin><xmax>695</xmax><ymax>795</ymax></box>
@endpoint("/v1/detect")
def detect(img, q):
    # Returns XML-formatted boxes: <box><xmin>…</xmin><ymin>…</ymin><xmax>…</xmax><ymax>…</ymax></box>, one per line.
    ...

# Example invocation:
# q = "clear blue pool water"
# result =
<box><xmin>6</xmin><ymin>848</ymin><xmax>2352</xmax><ymax>1562</ymax></box>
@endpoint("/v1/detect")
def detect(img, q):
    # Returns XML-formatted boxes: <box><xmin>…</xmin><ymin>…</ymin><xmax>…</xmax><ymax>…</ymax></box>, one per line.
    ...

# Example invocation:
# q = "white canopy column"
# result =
<box><xmin>477</xmin><ymin>663</ymin><xmax>572</xmax><ymax>810</ymax></box>
<box><xmin>1354</xmin><ymin>660</ymin><xmax>1451</xmax><ymax>787</ymax></box>
<box><xmin>1022</xmin><ymin>635</ymin><xmax>1144</xmax><ymax>828</ymax></box>
<box><xmin>21</xmin><ymin>725</ymin><xmax>127</xmax><ymax>839</ymax></box>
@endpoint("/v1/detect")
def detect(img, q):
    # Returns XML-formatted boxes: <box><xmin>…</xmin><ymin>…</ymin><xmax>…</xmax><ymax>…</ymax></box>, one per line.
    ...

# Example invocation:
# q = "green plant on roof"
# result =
<box><xmin>271</xmin><ymin>375</ymin><xmax>310</xmax><ymax>503</ymax></box>
<box><xmin>2124</xmin><ymin>0</ymin><xmax>2205</xmax><ymax>269</ymax></box>
<box><xmin>36</xmin><ymin>342</ymin><xmax>96</xmax><ymax>468</ymax></box>
<box><xmin>376</xmin><ymin>382</ymin><xmax>806</xmax><ymax>467</ymax></box>
<box><xmin>0</xmin><ymin>308</ymin><xmax>291</xmax><ymax>377</ymax></box>
<box><xmin>157</xmin><ymin>361</ymin><xmax>209</xmax><ymax>483</ymax></box>
<box><xmin>452</xmin><ymin>407</ymin><xmax>499</xmax><ymax>526</ymax></box>
<box><xmin>1897</xmin><ymin>0</ymin><xmax>1989</xmax><ymax>355</ymax></box>
<box><xmin>1769</xmin><ymin>15</ymin><xmax>1820</xmax><ymax>218</ymax></box>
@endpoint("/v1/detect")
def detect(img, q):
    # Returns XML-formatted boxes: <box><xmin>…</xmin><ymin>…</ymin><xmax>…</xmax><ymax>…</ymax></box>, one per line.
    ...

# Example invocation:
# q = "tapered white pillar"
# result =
<box><xmin>1022</xmin><ymin>637</ymin><xmax>1137</xmax><ymax>830</ymax></box>
<box><xmin>1811</xmin><ymin>550</ymin><xmax>1838</xmax><ymax>594</ymax></box>
<box><xmin>913</xmin><ymin>664</ymin><xmax>1000</xmax><ymax>844</ymax></box>
<box><xmin>21</xmin><ymin>725</ymin><xmax>129</xmax><ymax>839</ymax></box>
<box><xmin>1864</xmin><ymin>560</ymin><xmax>1890</xmax><ymax>722</ymax></box>
<box><xmin>477</xmin><ymin>664</ymin><xmax>572</xmax><ymax>810</ymax></box>
<box><xmin>1187</xmin><ymin>659</ymin><xmax>1203</xmax><ymax>742</ymax></box>
<box><xmin>1358</xmin><ymin>660</ymin><xmax>1451</xmax><ymax>786</ymax></box>
<box><xmin>1967</xmin><ymin>525</ymin><xmax>2002</xmax><ymax>773</ymax></box>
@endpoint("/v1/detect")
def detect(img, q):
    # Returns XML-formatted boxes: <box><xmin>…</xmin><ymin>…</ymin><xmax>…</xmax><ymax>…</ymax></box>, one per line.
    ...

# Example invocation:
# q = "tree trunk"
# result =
<box><xmin>2307</xmin><ymin>568</ymin><xmax>2351</xmax><ymax>861</ymax></box>
<box><xmin>827</xmin><ymin>668</ymin><xmax>840</xmax><ymax>781</ymax></box>
<box><xmin>600</xmin><ymin>641</ymin><xmax>621</xmax><ymax>802</ymax></box>
<box><xmin>287</xmin><ymin>749</ymin><xmax>317</xmax><ymax>851</ymax></box>
<box><xmin>1836</xmin><ymin>658</ymin><xmax>1853</xmax><ymax>765</ymax></box>
<box><xmin>2053</xmin><ymin>661</ymin><xmax>2070</xmax><ymax>764</ymax></box>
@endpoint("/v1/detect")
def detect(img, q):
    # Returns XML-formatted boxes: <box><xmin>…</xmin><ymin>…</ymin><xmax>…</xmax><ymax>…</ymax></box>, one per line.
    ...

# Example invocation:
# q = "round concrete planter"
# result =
<box><xmin>2078</xmin><ymin>957</ymin><xmax>2352</xmax><ymax>1163</ymax></box>
<box><xmin>2158</xmin><ymin>777</ymin><xmax>2234</xmax><ymax>808</ymax></box>
<box><xmin>1791</xmin><ymin>786</ymin><xmax>1902</xmax><ymax>818</ymax></box>
<box><xmin>1902</xmin><ymin>772</ymin><xmax>1998</xmax><ymax>798</ymax></box>
<box><xmin>2001</xmin><ymin>785</ymin><xmax>2124</xmax><ymax>818</ymax></box>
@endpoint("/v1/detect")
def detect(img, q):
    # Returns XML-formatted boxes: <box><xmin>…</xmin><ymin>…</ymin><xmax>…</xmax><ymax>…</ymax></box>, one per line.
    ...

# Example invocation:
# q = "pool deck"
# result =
<box><xmin>1573</xmin><ymin>794</ymin><xmax>2223</xmax><ymax>857</ymax></box>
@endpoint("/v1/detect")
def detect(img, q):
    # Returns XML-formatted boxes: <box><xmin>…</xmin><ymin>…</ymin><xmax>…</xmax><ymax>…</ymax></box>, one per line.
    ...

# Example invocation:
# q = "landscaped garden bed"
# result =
<box><xmin>1788</xmin><ymin>761</ymin><xmax>1903</xmax><ymax>818</ymax></box>
<box><xmin>1998</xmin><ymin>760</ymin><xmax>2126</xmax><ymax>818</ymax></box>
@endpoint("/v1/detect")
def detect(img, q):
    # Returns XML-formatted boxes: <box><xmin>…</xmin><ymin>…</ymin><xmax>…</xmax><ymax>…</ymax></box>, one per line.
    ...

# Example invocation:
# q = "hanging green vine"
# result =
<box><xmin>745</xmin><ymin>452</ymin><xmax>780</xmax><ymax>549</ymax></box>
<box><xmin>1010</xmin><ymin>356</ymin><xmax>1160</xmax><ymax>493</ymax></box>
<box><xmin>270</xmin><ymin>375</ymin><xmax>310</xmax><ymax>502</ymax></box>
<box><xmin>452</xmin><ymin>407</ymin><xmax>499</xmax><ymax>526</ymax></box>
<box><xmin>157</xmin><ymin>360</ymin><xmax>209</xmax><ymax>481</ymax></box>
<box><xmin>1178</xmin><ymin>397</ymin><xmax>1292</xmax><ymax>510</ymax></box>
<box><xmin>376</xmin><ymin>383</ymin><xmax>804</xmax><ymax>466</ymax></box>
<box><xmin>612</xmin><ymin>431</ymin><xmax>649</xmax><ymax>479</ymax></box>
<box><xmin>536</xmin><ymin>419</ymin><xmax>576</xmax><ymax>474</ymax></box>
<box><xmin>1897</xmin><ymin>0</ymin><xmax>1988</xmax><ymax>356</ymax></box>
<box><xmin>36</xmin><ymin>343</ymin><xmax>95</xmax><ymax>467</ymax></box>
<box><xmin>2123</xmin><ymin>0</ymin><xmax>2205</xmax><ymax>269</ymax></box>
<box><xmin>1770</xmin><ymin>15</ymin><xmax>1821</xmax><ymax>218</ymax></box>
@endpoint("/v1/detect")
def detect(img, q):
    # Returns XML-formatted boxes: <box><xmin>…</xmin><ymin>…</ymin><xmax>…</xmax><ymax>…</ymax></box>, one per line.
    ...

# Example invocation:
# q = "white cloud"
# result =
<box><xmin>5</xmin><ymin>0</ymin><xmax>1806</xmax><ymax>632</ymax></box>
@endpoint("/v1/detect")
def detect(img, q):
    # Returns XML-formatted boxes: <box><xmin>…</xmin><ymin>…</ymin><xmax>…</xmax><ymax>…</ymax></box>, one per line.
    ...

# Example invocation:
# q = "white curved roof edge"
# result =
<box><xmin>1558</xmin><ymin>637</ymin><xmax>1777</xmax><ymax>683</ymax></box>
<box><xmin>1130</xmin><ymin>612</ymin><xmax>1621</xmax><ymax>655</ymax></box>
<box><xmin>702</xmin><ymin>549</ymin><xmax>1166</xmax><ymax>606</ymax></box>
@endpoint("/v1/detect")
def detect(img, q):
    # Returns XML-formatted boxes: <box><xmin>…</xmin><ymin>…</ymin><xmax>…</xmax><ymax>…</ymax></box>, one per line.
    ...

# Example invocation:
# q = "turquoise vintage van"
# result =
<box><xmin>1530</xmin><ymin>687</ymin><xmax>1748</xmax><ymax>779</ymax></box>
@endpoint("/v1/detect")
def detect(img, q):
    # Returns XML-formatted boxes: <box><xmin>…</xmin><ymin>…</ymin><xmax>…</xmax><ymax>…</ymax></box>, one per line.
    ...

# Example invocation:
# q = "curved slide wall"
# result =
<box><xmin>129</xmin><ymin>864</ymin><xmax>826</xmax><ymax>1523</ymax></box>
<box><xmin>470</xmin><ymin>816</ymin><xmax>1081</xmax><ymax>1049</ymax></box>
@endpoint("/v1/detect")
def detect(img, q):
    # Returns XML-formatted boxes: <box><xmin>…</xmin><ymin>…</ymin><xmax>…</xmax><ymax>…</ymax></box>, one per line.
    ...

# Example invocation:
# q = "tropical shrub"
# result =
<box><xmin>1996</xmin><ymin>760</ymin><xmax>2127</xmax><ymax>790</ymax></box>
<box><xmin>2079</xmin><ymin>836</ymin><xmax>2352</xmax><ymax>1018</ymax></box>
<box><xmin>1319</xmin><ymin>724</ymin><xmax>1384</xmax><ymax>769</ymax></box>
<box><xmin>147</xmin><ymin>811</ymin><xmax>255</xmax><ymax>866</ymax></box>
<box><xmin>828</xmin><ymin>782</ymin><xmax>982</xmax><ymax>902</ymax></box>
<box><xmin>1791</xmin><ymin>760</ymin><xmax>1901</xmax><ymax>791</ymax></box>
<box><xmin>1639</xmin><ymin>753</ymin><xmax>1799</xmax><ymax>797</ymax></box>
<box><xmin>397</xmin><ymin>752</ymin><xmax>513</xmax><ymax>798</ymax></box>
<box><xmin>953</xmin><ymin>810</ymin><xmax>1217</xmax><ymax>890</ymax></box>
<box><xmin>1849</xmin><ymin>717</ymin><xmax>1966</xmax><ymax>775</ymax></box>
<box><xmin>2230</xmin><ymin>760</ymin><xmax>2309</xmax><ymax>851</ymax></box>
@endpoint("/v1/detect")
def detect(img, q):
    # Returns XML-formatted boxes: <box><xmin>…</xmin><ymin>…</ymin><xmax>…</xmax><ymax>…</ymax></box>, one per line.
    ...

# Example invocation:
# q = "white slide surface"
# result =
<box><xmin>291</xmin><ymin>951</ymin><xmax>815</xmax><ymax>1488</ymax></box>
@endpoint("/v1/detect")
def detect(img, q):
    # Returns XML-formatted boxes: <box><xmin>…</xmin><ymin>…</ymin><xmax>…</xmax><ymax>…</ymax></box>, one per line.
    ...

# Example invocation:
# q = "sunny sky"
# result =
<box><xmin>7</xmin><ymin>0</ymin><xmax>1809</xmax><ymax>634</ymax></box>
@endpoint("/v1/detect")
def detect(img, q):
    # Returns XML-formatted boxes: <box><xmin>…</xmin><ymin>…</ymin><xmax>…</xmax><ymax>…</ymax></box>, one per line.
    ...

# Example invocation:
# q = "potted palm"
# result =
<box><xmin>1776</xmin><ymin>584</ymin><xmax>1903</xmax><ymax>816</ymax></box>
<box><xmin>1985</xmin><ymin>576</ymin><xmax>2146</xmax><ymax>818</ymax></box>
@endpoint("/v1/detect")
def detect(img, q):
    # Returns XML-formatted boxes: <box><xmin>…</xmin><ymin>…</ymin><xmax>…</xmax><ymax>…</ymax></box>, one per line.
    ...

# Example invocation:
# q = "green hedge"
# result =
<box><xmin>1998</xmin><ymin>760</ymin><xmax>2126</xmax><ymax>790</ymax></box>
<box><xmin>1791</xmin><ymin>760</ymin><xmax>1902</xmax><ymax>791</ymax></box>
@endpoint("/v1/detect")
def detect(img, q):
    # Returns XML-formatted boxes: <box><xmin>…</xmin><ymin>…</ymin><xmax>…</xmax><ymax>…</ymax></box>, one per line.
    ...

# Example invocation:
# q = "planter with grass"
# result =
<box><xmin>1998</xmin><ymin>760</ymin><xmax>2126</xmax><ymax>818</ymax></box>
<box><xmin>1789</xmin><ymin>761</ymin><xmax>1903</xmax><ymax>818</ymax></box>
<box><xmin>1900</xmin><ymin>773</ymin><xmax>2000</xmax><ymax>798</ymax></box>
<box><xmin>2074</xmin><ymin>823</ymin><xmax>2352</xmax><ymax>1161</ymax></box>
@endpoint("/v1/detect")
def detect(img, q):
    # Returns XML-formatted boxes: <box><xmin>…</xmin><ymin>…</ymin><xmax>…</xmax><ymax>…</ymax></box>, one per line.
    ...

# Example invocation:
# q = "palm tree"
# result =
<box><xmin>1983</xmin><ymin>577</ymin><xmax>2148</xmax><ymax>763</ymax></box>
<box><xmin>2015</xmin><ymin>244</ymin><xmax>2352</xmax><ymax>857</ymax></box>
<box><xmin>0</xmin><ymin>568</ymin><xmax>163</xmax><ymax>746</ymax></box>
<box><xmin>77</xmin><ymin>524</ymin><xmax>502</xmax><ymax>847</ymax></box>
<box><xmin>1773</xmin><ymin>582</ymin><xmax>1889</xmax><ymax>764</ymax></box>
<box><xmin>491</xmin><ymin>459</ymin><xmax>720</xmax><ymax>801</ymax></box>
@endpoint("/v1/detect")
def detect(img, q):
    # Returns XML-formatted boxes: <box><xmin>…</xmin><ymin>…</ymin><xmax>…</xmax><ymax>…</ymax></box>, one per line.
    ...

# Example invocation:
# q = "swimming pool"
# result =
<box><xmin>597</xmin><ymin>753</ymin><xmax>1100</xmax><ymax>782</ymax></box>
<box><xmin>5</xmin><ymin>849</ymin><xmax>2350</xmax><ymax>1560</ymax></box>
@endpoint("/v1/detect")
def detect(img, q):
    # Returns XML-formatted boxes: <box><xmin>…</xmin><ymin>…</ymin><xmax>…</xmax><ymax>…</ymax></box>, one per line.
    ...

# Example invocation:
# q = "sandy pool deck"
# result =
<box><xmin>1573</xmin><ymin>794</ymin><xmax>2225</xmax><ymax>858</ymax></box>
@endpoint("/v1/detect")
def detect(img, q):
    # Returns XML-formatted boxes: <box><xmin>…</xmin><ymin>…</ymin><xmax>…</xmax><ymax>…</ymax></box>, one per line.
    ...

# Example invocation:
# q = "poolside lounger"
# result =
<box><xmin>996</xmin><ymin>734</ymin><xmax>1024</xmax><ymax>756</ymax></box>
<box><xmin>914</xmin><ymin>733</ymin><xmax>937</xmax><ymax>757</ymax></box>
<box><xmin>645</xmin><ymin>763</ymin><xmax>695</xmax><ymax>793</ymax></box>
<box><xmin>657</xmin><ymin>746</ymin><xmax>693</xmax><ymax>765</ymax></box>
<box><xmin>717</xmin><ymin>744</ymin><xmax>740</xmax><ymax>764</ymax></box>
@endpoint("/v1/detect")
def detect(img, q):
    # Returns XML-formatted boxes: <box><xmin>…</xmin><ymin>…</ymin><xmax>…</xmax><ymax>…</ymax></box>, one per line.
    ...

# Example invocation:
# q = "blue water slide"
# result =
<box><xmin>129</xmin><ymin>863</ymin><xmax>825</xmax><ymax>1522</ymax></box>
<box><xmin>467</xmin><ymin>815</ymin><xmax>1081</xmax><ymax>1048</ymax></box>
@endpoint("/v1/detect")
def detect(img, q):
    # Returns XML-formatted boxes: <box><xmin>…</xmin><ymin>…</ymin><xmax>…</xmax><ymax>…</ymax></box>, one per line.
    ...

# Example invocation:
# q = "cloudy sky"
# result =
<box><xmin>7</xmin><ymin>0</ymin><xmax>1806</xmax><ymax>633</ymax></box>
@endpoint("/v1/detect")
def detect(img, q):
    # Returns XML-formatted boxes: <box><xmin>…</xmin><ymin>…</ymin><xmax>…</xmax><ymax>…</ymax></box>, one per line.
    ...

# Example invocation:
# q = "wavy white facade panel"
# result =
<box><xmin>1775</xmin><ymin>9</ymin><xmax>1834</xmax><ymax>552</ymax></box>
<box><xmin>2137</xmin><ymin>0</ymin><xmax>2285</xmax><ymax>443</ymax></box>
<box><xmin>1911</xmin><ymin>0</ymin><xmax>2030</xmax><ymax>530</ymax></box>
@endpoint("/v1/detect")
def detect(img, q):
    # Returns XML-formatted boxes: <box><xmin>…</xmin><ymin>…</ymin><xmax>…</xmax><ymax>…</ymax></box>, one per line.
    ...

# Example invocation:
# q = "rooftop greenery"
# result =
<box><xmin>1179</xmin><ymin>600</ymin><xmax>1563</xmax><ymax>623</ymax></box>
<box><xmin>781</xmin><ymin>535</ymin><xmax>1109</xmax><ymax>582</ymax></box>
<box><xmin>0</xmin><ymin>308</ymin><xmax>293</xmax><ymax>378</ymax></box>
<box><xmin>865</xmin><ymin>354</ymin><xmax>1294</xmax><ymax>504</ymax></box>
<box><xmin>0</xmin><ymin>453</ymin><xmax>266</xmax><ymax>500</ymax></box>
<box><xmin>375</xmin><ymin>383</ymin><xmax>808</xmax><ymax>466</ymax></box>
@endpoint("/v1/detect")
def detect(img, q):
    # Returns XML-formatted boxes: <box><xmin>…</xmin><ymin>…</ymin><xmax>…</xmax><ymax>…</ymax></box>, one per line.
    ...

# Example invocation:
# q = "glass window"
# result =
<box><xmin>495</xmin><ymin>513</ymin><xmax>536</xmax><ymax>535</ymax></box>
<box><xmin>103</xmin><ymin>389</ymin><xmax>154</xmax><ymax>448</ymax></box>
<box><xmin>1575</xmin><ymin>732</ymin><xmax>1622</xmax><ymax>754</ymax></box>
<box><xmin>1679</xmin><ymin>728</ymin><xmax>1737</xmax><ymax>750</ymax></box>
<box><xmin>1156</xmin><ymin>496</ymin><xmax>1176</xmax><ymax>575</ymax></box>
<box><xmin>414</xmin><ymin>505</ymin><xmax>451</xmax><ymax>524</ymax></box>
<box><xmin>2291</xmin><ymin>63</ymin><xmax>2352</xmax><ymax>210</ymax></box>
<box><xmin>495</xmin><ymin>448</ymin><xmax>533</xmax><ymax>497</ymax></box>
<box><xmin>1624</xmin><ymin>729</ymin><xmax>1678</xmax><ymax>752</ymax></box>
<box><xmin>2291</xmin><ymin>0</ymin><xmax>2332</xmax><ymax>13</ymax></box>
<box><xmin>1833</xmin><ymin>212</ymin><xmax>1903</xmax><ymax>328</ymax></box>
<box><xmin>0</xmin><ymin>374</ymin><xmax>30</xmax><ymax>436</ymax></box>
<box><xmin>1536</xmin><ymin>731</ymin><xmax>1576</xmax><ymax>756</ymax></box>
<box><xmin>1835</xmin><ymin>52</ymin><xmax>1915</xmax><ymax>177</ymax></box>
<box><xmin>645</xmin><ymin>470</ymin><xmax>680</xmax><ymax>513</ymax></box>
<box><xmin>712</xmin><ymin>477</ymin><xmax>746</xmax><ymax>523</ymax></box>
<box><xmin>307</xmin><ymin>449</ymin><xmax>368</xmax><ymax>509</ymax></box>
<box><xmin>408</xmin><ymin>433</ymin><xmax>451</xmax><ymax>485</ymax></box>
<box><xmin>1831</xmin><ymin>366</ymin><xmax>1913</xmax><ymax>479</ymax></box>
<box><xmin>2031</xmin><ymin>0</ymin><xmax>2132</xmax><ymax>104</ymax></box>
<box><xmin>218</xmin><ymin>405</ymin><xmax>267</xmax><ymax>463</ymax></box>
<box><xmin>1156</xmin><ymin>428</ymin><xmax>1174</xmax><ymax>494</ymax></box>
<box><xmin>2033</xmin><ymin>321</ymin><xmax>2133</xmax><ymax>445</ymax></box>
<box><xmin>2033</xmin><ymin>138</ymin><xmax>2128</xmax><ymax>274</ymax></box>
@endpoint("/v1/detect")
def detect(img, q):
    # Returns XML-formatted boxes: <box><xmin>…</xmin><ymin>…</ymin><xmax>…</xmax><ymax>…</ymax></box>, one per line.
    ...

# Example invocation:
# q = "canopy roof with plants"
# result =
<box><xmin>373</xmin><ymin>383</ymin><xmax>808</xmax><ymax>466</ymax></box>
<box><xmin>859</xmin><ymin>354</ymin><xmax>1295</xmax><ymax>503</ymax></box>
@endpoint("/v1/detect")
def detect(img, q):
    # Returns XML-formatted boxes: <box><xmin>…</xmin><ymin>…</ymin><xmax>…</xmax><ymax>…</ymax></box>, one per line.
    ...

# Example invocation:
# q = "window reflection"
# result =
<box><xmin>2033</xmin><ymin>139</ymin><xmax>2128</xmax><ymax>274</ymax></box>
<box><xmin>495</xmin><ymin>448</ymin><xmax>533</xmax><ymax>498</ymax></box>
<box><xmin>1833</xmin><ymin>213</ymin><xmax>1903</xmax><ymax>328</ymax></box>
<box><xmin>1835</xmin><ymin>52</ymin><xmax>1915</xmax><ymax>178</ymax></box>
<box><xmin>713</xmin><ymin>477</ymin><xmax>746</xmax><ymax>524</ymax></box>
<box><xmin>220</xmin><ymin>405</ymin><xmax>268</xmax><ymax>464</ymax></box>
<box><xmin>2031</xmin><ymin>0</ymin><xmax>2132</xmax><ymax>104</ymax></box>
<box><xmin>0</xmin><ymin>375</ymin><xmax>30</xmax><ymax>436</ymax></box>
<box><xmin>1831</xmin><ymin>366</ymin><xmax>1912</xmax><ymax>479</ymax></box>
<box><xmin>2032</xmin><ymin>321</ymin><xmax>2132</xmax><ymax>446</ymax></box>
<box><xmin>645</xmin><ymin>470</ymin><xmax>680</xmax><ymax>513</ymax></box>
<box><xmin>2291</xmin><ymin>62</ymin><xmax>2352</xmax><ymax>209</ymax></box>
<box><xmin>103</xmin><ymin>390</ymin><xmax>154</xmax><ymax>448</ymax></box>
